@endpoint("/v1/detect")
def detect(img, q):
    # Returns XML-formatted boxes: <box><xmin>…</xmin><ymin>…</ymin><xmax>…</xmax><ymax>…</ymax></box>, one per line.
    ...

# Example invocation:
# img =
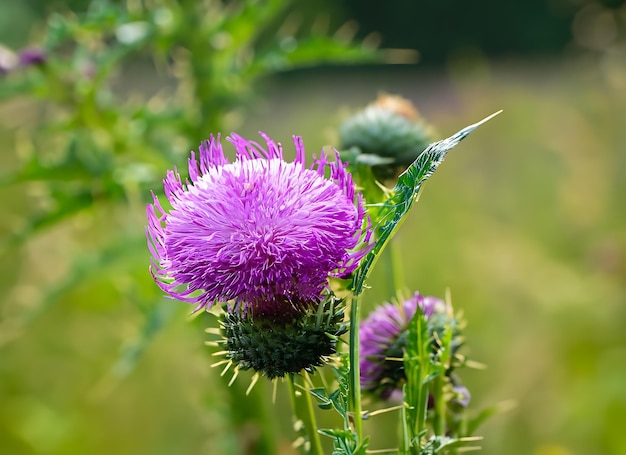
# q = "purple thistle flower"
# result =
<box><xmin>360</xmin><ymin>292</ymin><xmax>445</xmax><ymax>399</ymax></box>
<box><xmin>18</xmin><ymin>47</ymin><xmax>46</xmax><ymax>67</ymax></box>
<box><xmin>146</xmin><ymin>132</ymin><xmax>372</xmax><ymax>312</ymax></box>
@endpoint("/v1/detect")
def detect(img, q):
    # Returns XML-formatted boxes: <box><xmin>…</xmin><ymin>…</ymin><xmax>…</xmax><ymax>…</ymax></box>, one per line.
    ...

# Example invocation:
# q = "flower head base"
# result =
<box><xmin>359</xmin><ymin>292</ymin><xmax>463</xmax><ymax>401</ymax></box>
<box><xmin>146</xmin><ymin>132</ymin><xmax>371</xmax><ymax>311</ymax></box>
<box><xmin>217</xmin><ymin>292</ymin><xmax>347</xmax><ymax>379</ymax></box>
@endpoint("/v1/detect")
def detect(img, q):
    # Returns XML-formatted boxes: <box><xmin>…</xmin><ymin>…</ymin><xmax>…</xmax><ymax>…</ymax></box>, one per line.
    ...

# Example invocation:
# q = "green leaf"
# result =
<box><xmin>331</xmin><ymin>352</ymin><xmax>351</xmax><ymax>423</ymax></box>
<box><xmin>310</xmin><ymin>387</ymin><xmax>333</xmax><ymax>410</ymax></box>
<box><xmin>254</xmin><ymin>35</ymin><xmax>379</xmax><ymax>72</ymax></box>
<box><xmin>316</xmin><ymin>353</ymin><xmax>371</xmax><ymax>454</ymax></box>
<box><xmin>351</xmin><ymin>111</ymin><xmax>502</xmax><ymax>295</ymax></box>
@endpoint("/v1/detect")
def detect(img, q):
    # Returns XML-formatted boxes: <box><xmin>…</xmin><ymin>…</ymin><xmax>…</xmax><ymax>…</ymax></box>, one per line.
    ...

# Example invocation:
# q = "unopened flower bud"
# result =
<box><xmin>218</xmin><ymin>292</ymin><xmax>348</xmax><ymax>379</ymax></box>
<box><xmin>339</xmin><ymin>94</ymin><xmax>434</xmax><ymax>182</ymax></box>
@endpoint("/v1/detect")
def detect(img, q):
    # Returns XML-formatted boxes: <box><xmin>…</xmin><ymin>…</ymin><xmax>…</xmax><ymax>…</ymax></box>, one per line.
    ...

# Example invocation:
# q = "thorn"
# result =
<box><xmin>455</xmin><ymin>110</ymin><xmax>503</xmax><ymax>138</ymax></box>
<box><xmin>228</xmin><ymin>368</ymin><xmax>239</xmax><ymax>386</ymax></box>
<box><xmin>384</xmin><ymin>356</ymin><xmax>404</xmax><ymax>363</ymax></box>
<box><xmin>246</xmin><ymin>372</ymin><xmax>260</xmax><ymax>395</ymax></box>
<box><xmin>220</xmin><ymin>361</ymin><xmax>233</xmax><ymax>377</ymax></box>
<box><xmin>210</xmin><ymin>359</ymin><xmax>230</xmax><ymax>368</ymax></box>
<box><xmin>363</xmin><ymin>404</ymin><xmax>404</xmax><ymax>418</ymax></box>
<box><xmin>465</xmin><ymin>359</ymin><xmax>488</xmax><ymax>370</ymax></box>
<box><xmin>475</xmin><ymin>110</ymin><xmax>503</xmax><ymax>126</ymax></box>
<box><xmin>272</xmin><ymin>379</ymin><xmax>278</xmax><ymax>404</ymax></box>
<box><xmin>211</xmin><ymin>350</ymin><xmax>230</xmax><ymax>356</ymax></box>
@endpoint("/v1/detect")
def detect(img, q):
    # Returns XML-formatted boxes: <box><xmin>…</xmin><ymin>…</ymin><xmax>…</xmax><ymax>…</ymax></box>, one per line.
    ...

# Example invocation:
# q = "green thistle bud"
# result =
<box><xmin>216</xmin><ymin>292</ymin><xmax>348</xmax><ymax>379</ymax></box>
<box><xmin>339</xmin><ymin>94</ymin><xmax>434</xmax><ymax>182</ymax></box>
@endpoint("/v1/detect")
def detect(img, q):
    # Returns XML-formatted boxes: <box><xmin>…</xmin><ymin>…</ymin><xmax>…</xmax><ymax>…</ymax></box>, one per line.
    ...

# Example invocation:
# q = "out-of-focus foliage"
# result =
<box><xmin>0</xmin><ymin>0</ymin><xmax>379</xmax><ymax>331</ymax></box>
<box><xmin>0</xmin><ymin>1</ymin><xmax>381</xmax><ymax>453</ymax></box>
<box><xmin>1</xmin><ymin>0</ymin><xmax>625</xmax><ymax>454</ymax></box>
<box><xmin>341</xmin><ymin>0</ymin><xmax>626</xmax><ymax>65</ymax></box>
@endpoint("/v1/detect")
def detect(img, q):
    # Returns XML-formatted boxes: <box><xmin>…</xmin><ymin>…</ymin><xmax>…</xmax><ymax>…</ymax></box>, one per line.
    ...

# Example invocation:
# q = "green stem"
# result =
<box><xmin>414</xmin><ymin>314</ymin><xmax>430</xmax><ymax>452</ymax></box>
<box><xmin>349</xmin><ymin>293</ymin><xmax>364</xmax><ymax>444</ymax></box>
<box><xmin>432</xmin><ymin>375</ymin><xmax>446</xmax><ymax>437</ymax></box>
<box><xmin>302</xmin><ymin>373</ymin><xmax>324</xmax><ymax>455</ymax></box>
<box><xmin>400</xmin><ymin>391</ymin><xmax>410</xmax><ymax>455</ymax></box>
<box><xmin>286</xmin><ymin>375</ymin><xmax>324</xmax><ymax>455</ymax></box>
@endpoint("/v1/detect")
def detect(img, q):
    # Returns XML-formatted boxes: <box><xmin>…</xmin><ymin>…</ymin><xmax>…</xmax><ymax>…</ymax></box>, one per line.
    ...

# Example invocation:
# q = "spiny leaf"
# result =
<box><xmin>351</xmin><ymin>111</ymin><xmax>501</xmax><ymax>295</ymax></box>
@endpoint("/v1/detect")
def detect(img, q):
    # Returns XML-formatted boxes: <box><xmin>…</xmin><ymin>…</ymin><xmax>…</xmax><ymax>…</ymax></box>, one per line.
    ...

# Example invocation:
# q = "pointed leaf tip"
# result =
<box><xmin>471</xmin><ymin>110</ymin><xmax>503</xmax><ymax>129</ymax></box>
<box><xmin>453</xmin><ymin>110</ymin><xmax>503</xmax><ymax>141</ymax></box>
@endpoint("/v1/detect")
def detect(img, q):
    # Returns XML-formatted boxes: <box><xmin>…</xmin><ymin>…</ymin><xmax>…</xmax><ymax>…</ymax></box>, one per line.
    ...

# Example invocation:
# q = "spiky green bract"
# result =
<box><xmin>339</xmin><ymin>109</ymin><xmax>431</xmax><ymax>167</ymax></box>
<box><xmin>219</xmin><ymin>293</ymin><xmax>347</xmax><ymax>379</ymax></box>
<box><xmin>351</xmin><ymin>112</ymin><xmax>501</xmax><ymax>296</ymax></box>
<box><xmin>339</xmin><ymin>95</ymin><xmax>433</xmax><ymax>182</ymax></box>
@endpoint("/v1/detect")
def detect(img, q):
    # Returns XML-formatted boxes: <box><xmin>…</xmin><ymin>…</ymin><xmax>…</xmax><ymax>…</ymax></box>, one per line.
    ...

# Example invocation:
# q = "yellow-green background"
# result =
<box><xmin>1</xmin><ymin>1</ymin><xmax>625</xmax><ymax>454</ymax></box>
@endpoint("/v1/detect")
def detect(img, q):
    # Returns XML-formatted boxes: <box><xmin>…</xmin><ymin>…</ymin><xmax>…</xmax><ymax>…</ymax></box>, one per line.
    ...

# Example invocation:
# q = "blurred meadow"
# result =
<box><xmin>1</xmin><ymin>1</ymin><xmax>625</xmax><ymax>454</ymax></box>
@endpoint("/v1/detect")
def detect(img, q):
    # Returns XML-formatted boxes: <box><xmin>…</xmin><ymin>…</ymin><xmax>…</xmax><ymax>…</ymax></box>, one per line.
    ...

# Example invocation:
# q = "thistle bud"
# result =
<box><xmin>359</xmin><ymin>292</ymin><xmax>466</xmax><ymax>402</ymax></box>
<box><xmin>217</xmin><ymin>292</ymin><xmax>348</xmax><ymax>379</ymax></box>
<box><xmin>339</xmin><ymin>94</ymin><xmax>434</xmax><ymax>182</ymax></box>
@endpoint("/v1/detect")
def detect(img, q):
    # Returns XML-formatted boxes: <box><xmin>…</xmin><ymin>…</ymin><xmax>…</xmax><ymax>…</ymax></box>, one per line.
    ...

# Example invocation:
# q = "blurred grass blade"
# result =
<box><xmin>351</xmin><ymin>111</ymin><xmax>502</xmax><ymax>294</ymax></box>
<box><xmin>466</xmin><ymin>400</ymin><xmax>517</xmax><ymax>436</ymax></box>
<box><xmin>89</xmin><ymin>298</ymin><xmax>178</xmax><ymax>402</ymax></box>
<box><xmin>0</xmin><ymin>235</ymin><xmax>147</xmax><ymax>342</ymax></box>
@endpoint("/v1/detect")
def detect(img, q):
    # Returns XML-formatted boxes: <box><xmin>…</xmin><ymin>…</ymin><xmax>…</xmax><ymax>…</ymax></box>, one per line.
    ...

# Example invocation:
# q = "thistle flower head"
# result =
<box><xmin>146</xmin><ymin>132</ymin><xmax>371</xmax><ymax>312</ymax></box>
<box><xmin>359</xmin><ymin>292</ymin><xmax>458</xmax><ymax>400</ymax></box>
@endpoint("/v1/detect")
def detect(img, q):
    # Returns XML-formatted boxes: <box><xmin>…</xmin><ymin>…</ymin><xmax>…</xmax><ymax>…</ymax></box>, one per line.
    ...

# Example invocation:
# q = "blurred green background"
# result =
<box><xmin>1</xmin><ymin>0</ymin><xmax>625</xmax><ymax>454</ymax></box>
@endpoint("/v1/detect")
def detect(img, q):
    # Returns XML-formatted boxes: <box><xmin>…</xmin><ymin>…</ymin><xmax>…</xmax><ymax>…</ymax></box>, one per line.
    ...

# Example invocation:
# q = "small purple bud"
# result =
<box><xmin>18</xmin><ymin>47</ymin><xmax>46</xmax><ymax>67</ymax></box>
